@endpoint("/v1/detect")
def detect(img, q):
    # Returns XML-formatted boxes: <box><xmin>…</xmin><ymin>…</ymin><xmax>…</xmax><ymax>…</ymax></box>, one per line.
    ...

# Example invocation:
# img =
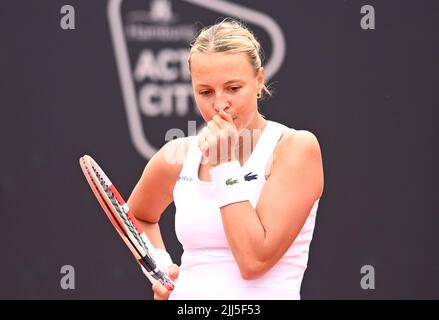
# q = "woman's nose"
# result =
<box><xmin>213</xmin><ymin>99</ymin><xmax>230</xmax><ymax>113</ymax></box>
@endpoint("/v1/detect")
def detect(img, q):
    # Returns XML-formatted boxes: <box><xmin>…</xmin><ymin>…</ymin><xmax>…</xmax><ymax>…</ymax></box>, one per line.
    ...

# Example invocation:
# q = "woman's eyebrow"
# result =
<box><xmin>195</xmin><ymin>79</ymin><xmax>245</xmax><ymax>88</ymax></box>
<box><xmin>224</xmin><ymin>79</ymin><xmax>245</xmax><ymax>85</ymax></box>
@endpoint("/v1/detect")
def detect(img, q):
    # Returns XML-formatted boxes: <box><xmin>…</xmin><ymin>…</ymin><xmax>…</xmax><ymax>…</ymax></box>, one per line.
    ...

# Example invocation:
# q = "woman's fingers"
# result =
<box><xmin>207</xmin><ymin>118</ymin><xmax>221</xmax><ymax>135</ymax></box>
<box><xmin>152</xmin><ymin>264</ymin><xmax>180</xmax><ymax>300</ymax></box>
<box><xmin>168</xmin><ymin>263</ymin><xmax>179</xmax><ymax>281</ymax></box>
<box><xmin>218</xmin><ymin>110</ymin><xmax>235</xmax><ymax>126</ymax></box>
<box><xmin>202</xmin><ymin>126</ymin><xmax>217</xmax><ymax>146</ymax></box>
<box><xmin>152</xmin><ymin>280</ymin><xmax>170</xmax><ymax>300</ymax></box>
<box><xmin>198</xmin><ymin>131</ymin><xmax>207</xmax><ymax>152</ymax></box>
<box><xmin>198</xmin><ymin>112</ymin><xmax>239</xmax><ymax>166</ymax></box>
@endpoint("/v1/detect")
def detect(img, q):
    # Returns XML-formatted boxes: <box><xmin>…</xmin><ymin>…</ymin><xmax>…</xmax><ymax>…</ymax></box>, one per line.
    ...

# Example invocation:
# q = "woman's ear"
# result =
<box><xmin>257</xmin><ymin>67</ymin><xmax>265</xmax><ymax>89</ymax></box>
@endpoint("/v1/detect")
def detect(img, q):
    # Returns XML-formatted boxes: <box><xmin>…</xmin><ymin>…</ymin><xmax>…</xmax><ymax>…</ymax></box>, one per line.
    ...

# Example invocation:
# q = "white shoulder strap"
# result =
<box><xmin>178</xmin><ymin>136</ymin><xmax>201</xmax><ymax>177</ymax></box>
<box><xmin>243</xmin><ymin>120</ymin><xmax>287</xmax><ymax>174</ymax></box>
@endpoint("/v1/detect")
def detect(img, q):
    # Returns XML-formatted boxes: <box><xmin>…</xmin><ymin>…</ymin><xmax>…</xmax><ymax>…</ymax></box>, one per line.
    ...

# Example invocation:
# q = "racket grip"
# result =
<box><xmin>160</xmin><ymin>275</ymin><xmax>175</xmax><ymax>291</ymax></box>
<box><xmin>140</xmin><ymin>265</ymin><xmax>175</xmax><ymax>291</ymax></box>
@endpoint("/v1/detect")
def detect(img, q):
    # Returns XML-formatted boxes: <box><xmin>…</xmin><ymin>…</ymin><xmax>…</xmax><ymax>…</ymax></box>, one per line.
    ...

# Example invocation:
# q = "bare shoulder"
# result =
<box><xmin>132</xmin><ymin>136</ymin><xmax>192</xmax><ymax>209</ymax></box>
<box><xmin>270</xmin><ymin>127</ymin><xmax>324</xmax><ymax>198</ymax></box>
<box><xmin>277</xmin><ymin>128</ymin><xmax>322</xmax><ymax>157</ymax></box>
<box><xmin>129</xmin><ymin>136</ymin><xmax>193</xmax><ymax>222</ymax></box>
<box><xmin>267</xmin><ymin>127</ymin><xmax>322</xmax><ymax>172</ymax></box>
<box><xmin>160</xmin><ymin>136</ymin><xmax>193</xmax><ymax>162</ymax></box>
<box><xmin>153</xmin><ymin>136</ymin><xmax>193</xmax><ymax>176</ymax></box>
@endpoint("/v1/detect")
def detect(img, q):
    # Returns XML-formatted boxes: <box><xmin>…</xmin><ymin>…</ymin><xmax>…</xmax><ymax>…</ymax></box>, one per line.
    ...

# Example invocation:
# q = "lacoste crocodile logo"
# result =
<box><xmin>225</xmin><ymin>178</ymin><xmax>239</xmax><ymax>186</ymax></box>
<box><xmin>244</xmin><ymin>172</ymin><xmax>258</xmax><ymax>181</ymax></box>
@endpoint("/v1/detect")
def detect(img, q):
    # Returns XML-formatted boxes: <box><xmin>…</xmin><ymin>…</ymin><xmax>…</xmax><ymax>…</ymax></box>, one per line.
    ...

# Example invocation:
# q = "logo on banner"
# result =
<box><xmin>108</xmin><ymin>0</ymin><xmax>286</xmax><ymax>160</ymax></box>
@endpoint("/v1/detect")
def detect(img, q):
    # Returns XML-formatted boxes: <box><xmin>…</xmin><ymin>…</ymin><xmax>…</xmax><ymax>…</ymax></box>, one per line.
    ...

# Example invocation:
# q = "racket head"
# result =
<box><xmin>79</xmin><ymin>156</ymin><xmax>129</xmax><ymax>244</ymax></box>
<box><xmin>79</xmin><ymin>155</ymin><xmax>175</xmax><ymax>290</ymax></box>
<box><xmin>80</xmin><ymin>156</ymin><xmax>144</xmax><ymax>253</ymax></box>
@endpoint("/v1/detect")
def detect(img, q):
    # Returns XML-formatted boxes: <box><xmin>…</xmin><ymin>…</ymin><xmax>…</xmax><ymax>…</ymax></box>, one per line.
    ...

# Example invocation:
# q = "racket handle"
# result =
<box><xmin>160</xmin><ymin>275</ymin><xmax>175</xmax><ymax>291</ymax></box>
<box><xmin>140</xmin><ymin>265</ymin><xmax>175</xmax><ymax>291</ymax></box>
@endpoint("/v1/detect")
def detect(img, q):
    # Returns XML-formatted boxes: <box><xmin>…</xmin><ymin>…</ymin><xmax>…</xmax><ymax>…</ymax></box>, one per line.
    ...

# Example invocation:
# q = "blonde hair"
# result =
<box><xmin>188</xmin><ymin>18</ymin><xmax>271</xmax><ymax>98</ymax></box>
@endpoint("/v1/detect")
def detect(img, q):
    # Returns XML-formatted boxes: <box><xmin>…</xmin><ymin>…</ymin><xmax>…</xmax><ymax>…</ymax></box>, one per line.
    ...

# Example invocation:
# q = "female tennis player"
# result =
<box><xmin>127</xmin><ymin>18</ymin><xmax>324</xmax><ymax>300</ymax></box>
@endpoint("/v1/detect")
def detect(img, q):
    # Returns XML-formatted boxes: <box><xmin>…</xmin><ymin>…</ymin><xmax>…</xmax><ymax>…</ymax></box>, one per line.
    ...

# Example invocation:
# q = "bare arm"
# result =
<box><xmin>220</xmin><ymin>130</ymin><xmax>324</xmax><ymax>279</ymax></box>
<box><xmin>127</xmin><ymin>137</ymin><xmax>190</xmax><ymax>249</ymax></box>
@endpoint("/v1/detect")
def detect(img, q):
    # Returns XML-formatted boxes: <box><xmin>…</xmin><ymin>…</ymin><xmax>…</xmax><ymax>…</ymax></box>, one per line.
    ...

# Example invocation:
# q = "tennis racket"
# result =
<box><xmin>79</xmin><ymin>155</ymin><xmax>175</xmax><ymax>290</ymax></box>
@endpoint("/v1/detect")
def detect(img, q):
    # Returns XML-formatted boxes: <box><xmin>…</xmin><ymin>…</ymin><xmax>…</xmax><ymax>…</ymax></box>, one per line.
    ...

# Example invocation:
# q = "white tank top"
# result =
<box><xmin>169</xmin><ymin>120</ymin><xmax>319</xmax><ymax>300</ymax></box>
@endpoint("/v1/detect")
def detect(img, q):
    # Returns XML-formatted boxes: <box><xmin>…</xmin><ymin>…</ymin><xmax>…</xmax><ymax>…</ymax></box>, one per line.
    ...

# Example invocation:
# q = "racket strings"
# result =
<box><xmin>82</xmin><ymin>157</ymin><xmax>175</xmax><ymax>290</ymax></box>
<box><xmin>82</xmin><ymin>159</ymin><xmax>102</xmax><ymax>199</ymax></box>
<box><xmin>91</xmin><ymin>165</ymin><xmax>149</xmax><ymax>253</ymax></box>
<box><xmin>95</xmin><ymin>174</ymin><xmax>164</xmax><ymax>278</ymax></box>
